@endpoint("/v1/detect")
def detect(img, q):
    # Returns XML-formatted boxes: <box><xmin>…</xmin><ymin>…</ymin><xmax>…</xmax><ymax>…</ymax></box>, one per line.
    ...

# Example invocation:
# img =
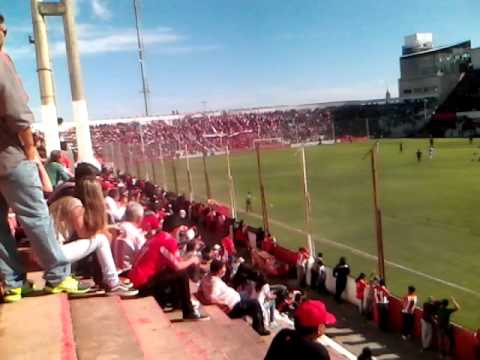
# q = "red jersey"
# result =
<box><xmin>234</xmin><ymin>227</ymin><xmax>248</xmax><ymax>245</ymax></box>
<box><xmin>374</xmin><ymin>285</ymin><xmax>390</xmax><ymax>304</ymax></box>
<box><xmin>141</xmin><ymin>214</ymin><xmax>160</xmax><ymax>233</ymax></box>
<box><xmin>59</xmin><ymin>152</ymin><xmax>72</xmax><ymax>170</ymax></box>
<box><xmin>128</xmin><ymin>232</ymin><xmax>179</xmax><ymax>288</ymax></box>
<box><xmin>221</xmin><ymin>235</ymin><xmax>235</xmax><ymax>257</ymax></box>
<box><xmin>356</xmin><ymin>279</ymin><xmax>367</xmax><ymax>300</ymax></box>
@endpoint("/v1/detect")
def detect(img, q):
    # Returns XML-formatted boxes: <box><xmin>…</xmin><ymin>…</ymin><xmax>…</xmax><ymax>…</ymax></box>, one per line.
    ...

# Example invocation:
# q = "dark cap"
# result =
<box><xmin>75</xmin><ymin>162</ymin><xmax>100</xmax><ymax>180</ymax></box>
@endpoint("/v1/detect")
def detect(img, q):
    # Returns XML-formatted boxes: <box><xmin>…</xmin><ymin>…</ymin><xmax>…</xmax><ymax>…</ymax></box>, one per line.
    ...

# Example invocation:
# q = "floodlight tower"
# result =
<box><xmin>31</xmin><ymin>0</ymin><xmax>94</xmax><ymax>162</ymax></box>
<box><xmin>31</xmin><ymin>0</ymin><xmax>61</xmax><ymax>154</ymax></box>
<box><xmin>133</xmin><ymin>0</ymin><xmax>149</xmax><ymax>157</ymax></box>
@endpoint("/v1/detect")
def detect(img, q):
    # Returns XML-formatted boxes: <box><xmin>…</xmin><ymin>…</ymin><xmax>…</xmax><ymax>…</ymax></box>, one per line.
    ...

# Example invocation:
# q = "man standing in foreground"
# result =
<box><xmin>0</xmin><ymin>15</ymin><xmax>86</xmax><ymax>302</ymax></box>
<box><xmin>264</xmin><ymin>300</ymin><xmax>335</xmax><ymax>359</ymax></box>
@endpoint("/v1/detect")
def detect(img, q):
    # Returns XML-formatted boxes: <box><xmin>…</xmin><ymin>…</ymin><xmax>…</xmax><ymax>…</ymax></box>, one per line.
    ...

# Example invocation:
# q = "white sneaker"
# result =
<box><xmin>107</xmin><ymin>283</ymin><xmax>139</xmax><ymax>298</ymax></box>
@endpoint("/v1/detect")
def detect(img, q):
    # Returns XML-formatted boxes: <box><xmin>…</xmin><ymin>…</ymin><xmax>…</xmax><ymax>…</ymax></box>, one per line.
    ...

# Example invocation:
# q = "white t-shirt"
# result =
<box><xmin>201</xmin><ymin>275</ymin><xmax>241</xmax><ymax>311</ymax></box>
<box><xmin>105</xmin><ymin>196</ymin><xmax>125</xmax><ymax>222</ymax></box>
<box><xmin>111</xmin><ymin>221</ymin><xmax>146</xmax><ymax>273</ymax></box>
<box><xmin>257</xmin><ymin>283</ymin><xmax>271</xmax><ymax>305</ymax></box>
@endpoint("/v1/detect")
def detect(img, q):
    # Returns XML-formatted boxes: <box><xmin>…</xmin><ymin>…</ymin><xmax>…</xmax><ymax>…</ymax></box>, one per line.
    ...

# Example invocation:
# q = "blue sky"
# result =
<box><xmin>3</xmin><ymin>0</ymin><xmax>480</xmax><ymax>121</ymax></box>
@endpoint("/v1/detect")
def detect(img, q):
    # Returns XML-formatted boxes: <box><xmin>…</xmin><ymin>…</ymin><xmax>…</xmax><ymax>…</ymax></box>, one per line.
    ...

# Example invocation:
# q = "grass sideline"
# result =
<box><xmin>136</xmin><ymin>138</ymin><xmax>480</xmax><ymax>330</ymax></box>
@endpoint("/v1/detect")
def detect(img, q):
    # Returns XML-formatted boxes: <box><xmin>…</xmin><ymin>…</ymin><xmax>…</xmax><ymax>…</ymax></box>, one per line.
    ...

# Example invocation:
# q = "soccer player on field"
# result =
<box><xmin>246</xmin><ymin>191</ymin><xmax>253</xmax><ymax>212</ymax></box>
<box><xmin>416</xmin><ymin>149</ymin><xmax>422</xmax><ymax>163</ymax></box>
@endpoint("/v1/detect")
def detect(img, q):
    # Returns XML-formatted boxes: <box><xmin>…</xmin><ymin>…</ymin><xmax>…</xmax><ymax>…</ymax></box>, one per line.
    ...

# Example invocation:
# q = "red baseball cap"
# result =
<box><xmin>295</xmin><ymin>300</ymin><xmax>336</xmax><ymax>327</ymax></box>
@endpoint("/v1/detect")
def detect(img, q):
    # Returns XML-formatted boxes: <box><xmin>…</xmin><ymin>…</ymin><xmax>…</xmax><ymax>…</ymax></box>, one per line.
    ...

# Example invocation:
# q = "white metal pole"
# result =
<box><xmin>226</xmin><ymin>146</ymin><xmax>237</xmax><ymax>219</ymax></box>
<box><xmin>300</xmin><ymin>147</ymin><xmax>314</xmax><ymax>255</ymax></box>
<box><xmin>63</xmin><ymin>0</ymin><xmax>94</xmax><ymax>162</ymax></box>
<box><xmin>31</xmin><ymin>0</ymin><xmax>61</xmax><ymax>155</ymax></box>
<box><xmin>185</xmin><ymin>145</ymin><xmax>194</xmax><ymax>201</ymax></box>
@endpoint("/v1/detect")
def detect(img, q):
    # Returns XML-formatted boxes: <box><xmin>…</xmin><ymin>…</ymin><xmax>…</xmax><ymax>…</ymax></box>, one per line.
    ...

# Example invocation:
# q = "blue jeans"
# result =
<box><xmin>0</xmin><ymin>160</ymin><xmax>70</xmax><ymax>288</ymax></box>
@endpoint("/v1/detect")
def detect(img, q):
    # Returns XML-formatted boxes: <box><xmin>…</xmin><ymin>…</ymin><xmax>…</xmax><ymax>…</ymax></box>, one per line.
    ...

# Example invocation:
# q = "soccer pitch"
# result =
<box><xmin>146</xmin><ymin>138</ymin><xmax>480</xmax><ymax>329</ymax></box>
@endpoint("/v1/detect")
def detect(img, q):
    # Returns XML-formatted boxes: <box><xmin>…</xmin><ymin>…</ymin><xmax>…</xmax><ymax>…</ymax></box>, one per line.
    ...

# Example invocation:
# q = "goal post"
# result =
<box><xmin>253</xmin><ymin>137</ymin><xmax>284</xmax><ymax>148</ymax></box>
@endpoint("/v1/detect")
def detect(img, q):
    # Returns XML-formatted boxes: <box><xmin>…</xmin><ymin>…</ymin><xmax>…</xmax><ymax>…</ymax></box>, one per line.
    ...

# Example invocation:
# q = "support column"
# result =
<box><xmin>62</xmin><ymin>0</ymin><xmax>94</xmax><ymax>162</ymax></box>
<box><xmin>31</xmin><ymin>0</ymin><xmax>61</xmax><ymax>155</ymax></box>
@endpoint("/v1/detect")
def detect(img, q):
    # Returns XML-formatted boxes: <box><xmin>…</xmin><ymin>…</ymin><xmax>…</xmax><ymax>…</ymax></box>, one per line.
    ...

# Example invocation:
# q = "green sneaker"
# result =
<box><xmin>3</xmin><ymin>281</ymin><xmax>36</xmax><ymax>303</ymax></box>
<box><xmin>44</xmin><ymin>276</ymin><xmax>91</xmax><ymax>295</ymax></box>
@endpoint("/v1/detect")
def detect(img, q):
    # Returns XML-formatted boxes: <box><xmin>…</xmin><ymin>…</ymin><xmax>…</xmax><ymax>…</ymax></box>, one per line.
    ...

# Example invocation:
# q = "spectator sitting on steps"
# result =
<box><xmin>198</xmin><ymin>259</ymin><xmax>270</xmax><ymax>336</ymax></box>
<box><xmin>48</xmin><ymin>177</ymin><xmax>138</xmax><ymax>297</ymax></box>
<box><xmin>47</xmin><ymin>161</ymin><xmax>100</xmax><ymax>206</ymax></box>
<box><xmin>264</xmin><ymin>299</ymin><xmax>336</xmax><ymax>360</ymax></box>
<box><xmin>45</xmin><ymin>150</ymin><xmax>71</xmax><ymax>190</ymax></box>
<box><xmin>110</xmin><ymin>201</ymin><xmax>147</xmax><ymax>275</ymax></box>
<box><xmin>128</xmin><ymin>231</ymin><xmax>208</xmax><ymax>321</ymax></box>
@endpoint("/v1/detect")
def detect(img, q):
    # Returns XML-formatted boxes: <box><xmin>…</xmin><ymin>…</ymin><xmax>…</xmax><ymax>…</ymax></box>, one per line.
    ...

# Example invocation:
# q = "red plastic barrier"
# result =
<box><xmin>453</xmin><ymin>326</ymin><xmax>477</xmax><ymax>360</ymax></box>
<box><xmin>272</xmin><ymin>245</ymin><xmax>299</xmax><ymax>266</ymax></box>
<box><xmin>387</xmin><ymin>297</ymin><xmax>404</xmax><ymax>332</ymax></box>
<box><xmin>386</xmin><ymin>295</ymin><xmax>478</xmax><ymax>360</ymax></box>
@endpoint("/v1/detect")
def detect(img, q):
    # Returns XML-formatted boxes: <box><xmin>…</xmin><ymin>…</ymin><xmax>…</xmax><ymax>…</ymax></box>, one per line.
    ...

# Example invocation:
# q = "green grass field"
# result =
<box><xmin>132</xmin><ymin>138</ymin><xmax>480</xmax><ymax>330</ymax></box>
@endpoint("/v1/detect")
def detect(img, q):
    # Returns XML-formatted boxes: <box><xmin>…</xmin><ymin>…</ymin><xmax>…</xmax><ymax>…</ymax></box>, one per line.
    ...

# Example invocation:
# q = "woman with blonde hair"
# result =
<box><xmin>49</xmin><ymin>176</ymin><xmax>137</xmax><ymax>297</ymax></box>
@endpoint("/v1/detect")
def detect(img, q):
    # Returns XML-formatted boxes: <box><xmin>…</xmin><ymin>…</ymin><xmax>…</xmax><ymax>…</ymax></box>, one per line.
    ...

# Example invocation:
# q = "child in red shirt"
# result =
<box><xmin>355</xmin><ymin>273</ymin><xmax>368</xmax><ymax>314</ymax></box>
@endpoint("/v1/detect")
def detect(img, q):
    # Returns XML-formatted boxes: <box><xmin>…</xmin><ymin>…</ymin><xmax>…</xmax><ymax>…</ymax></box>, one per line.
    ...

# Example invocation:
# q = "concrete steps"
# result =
<box><xmin>0</xmin><ymin>269</ymin><xmax>196</xmax><ymax>360</ymax></box>
<box><xmin>0</xmin><ymin>270</ymin><xmax>362</xmax><ymax>360</ymax></box>
<box><xmin>69</xmin><ymin>296</ymin><xmax>145</xmax><ymax>360</ymax></box>
<box><xmin>120</xmin><ymin>296</ymin><xmax>191</xmax><ymax>359</ymax></box>
<box><xmin>168</xmin><ymin>304</ymin><xmax>269</xmax><ymax>360</ymax></box>
<box><xmin>0</xmin><ymin>293</ymin><xmax>76</xmax><ymax>360</ymax></box>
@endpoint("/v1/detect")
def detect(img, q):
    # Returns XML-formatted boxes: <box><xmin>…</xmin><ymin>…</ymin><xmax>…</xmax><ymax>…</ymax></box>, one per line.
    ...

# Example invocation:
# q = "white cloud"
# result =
<box><xmin>50</xmin><ymin>26</ymin><xmax>182</xmax><ymax>56</ymax></box>
<box><xmin>154</xmin><ymin>45</ymin><xmax>221</xmax><ymax>55</ymax></box>
<box><xmin>91</xmin><ymin>0</ymin><xmax>112</xmax><ymax>20</ymax></box>
<box><xmin>5</xmin><ymin>45</ymin><xmax>34</xmax><ymax>60</ymax></box>
<box><xmin>7</xmin><ymin>24</ymin><xmax>218</xmax><ymax>60</ymax></box>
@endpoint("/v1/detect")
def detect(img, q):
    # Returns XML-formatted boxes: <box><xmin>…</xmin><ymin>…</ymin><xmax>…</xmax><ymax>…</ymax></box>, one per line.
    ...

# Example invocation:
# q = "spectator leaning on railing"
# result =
<box><xmin>436</xmin><ymin>296</ymin><xmax>460</xmax><ymax>359</ymax></box>
<box><xmin>401</xmin><ymin>285</ymin><xmax>417</xmax><ymax>340</ymax></box>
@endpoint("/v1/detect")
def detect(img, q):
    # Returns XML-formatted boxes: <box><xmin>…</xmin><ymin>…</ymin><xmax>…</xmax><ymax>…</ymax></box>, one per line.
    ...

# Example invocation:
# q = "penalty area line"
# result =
<box><xmin>238</xmin><ymin>209</ymin><xmax>480</xmax><ymax>298</ymax></box>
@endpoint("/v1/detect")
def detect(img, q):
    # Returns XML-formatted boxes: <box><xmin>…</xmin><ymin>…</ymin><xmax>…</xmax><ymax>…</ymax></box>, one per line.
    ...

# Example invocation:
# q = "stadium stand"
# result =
<box><xmin>61</xmin><ymin>108</ymin><xmax>333</xmax><ymax>157</ymax></box>
<box><xmin>2</xmin><ymin>148</ymin><xmax>479</xmax><ymax>359</ymax></box>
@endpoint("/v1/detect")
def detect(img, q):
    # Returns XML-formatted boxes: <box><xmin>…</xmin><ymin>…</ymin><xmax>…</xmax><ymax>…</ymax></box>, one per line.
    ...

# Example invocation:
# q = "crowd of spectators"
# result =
<box><xmin>61</xmin><ymin>108</ymin><xmax>333</xmax><ymax>158</ymax></box>
<box><xmin>1</xmin><ymin>144</ymin><xmax>466</xmax><ymax>358</ymax></box>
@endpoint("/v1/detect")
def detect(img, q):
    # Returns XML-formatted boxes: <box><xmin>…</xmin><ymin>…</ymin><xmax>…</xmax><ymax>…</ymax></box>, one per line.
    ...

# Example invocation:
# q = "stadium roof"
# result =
<box><xmin>400</xmin><ymin>40</ymin><xmax>471</xmax><ymax>59</ymax></box>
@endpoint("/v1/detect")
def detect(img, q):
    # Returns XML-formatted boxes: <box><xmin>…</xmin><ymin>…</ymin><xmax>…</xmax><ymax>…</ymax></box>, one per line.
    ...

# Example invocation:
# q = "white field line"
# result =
<box><xmin>239</xmin><ymin>209</ymin><xmax>480</xmax><ymax>298</ymax></box>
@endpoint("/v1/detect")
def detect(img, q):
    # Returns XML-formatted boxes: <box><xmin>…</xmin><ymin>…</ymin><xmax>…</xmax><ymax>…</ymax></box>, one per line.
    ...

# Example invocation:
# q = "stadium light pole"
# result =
<box><xmin>31</xmin><ymin>0</ymin><xmax>61</xmax><ymax>155</ymax></box>
<box><xmin>158</xmin><ymin>142</ymin><xmax>168</xmax><ymax>190</ymax></box>
<box><xmin>368</xmin><ymin>147</ymin><xmax>386</xmax><ymax>280</ymax></box>
<box><xmin>171</xmin><ymin>157</ymin><xmax>179</xmax><ymax>194</ymax></box>
<box><xmin>31</xmin><ymin>0</ymin><xmax>95</xmax><ymax>162</ymax></box>
<box><xmin>203</xmin><ymin>153</ymin><xmax>212</xmax><ymax>200</ymax></box>
<box><xmin>300</xmin><ymin>147</ymin><xmax>315</xmax><ymax>256</ymax></box>
<box><xmin>331</xmin><ymin>118</ymin><xmax>336</xmax><ymax>143</ymax></box>
<box><xmin>149</xmin><ymin>147</ymin><xmax>157</xmax><ymax>184</ymax></box>
<box><xmin>185</xmin><ymin>145</ymin><xmax>194</xmax><ymax>201</ymax></box>
<box><xmin>255</xmin><ymin>144</ymin><xmax>270</xmax><ymax>234</ymax></box>
<box><xmin>423</xmin><ymin>98</ymin><xmax>428</xmax><ymax>124</ymax></box>
<box><xmin>225</xmin><ymin>146</ymin><xmax>237</xmax><ymax>219</ymax></box>
<box><xmin>63</xmin><ymin>0</ymin><xmax>94</xmax><ymax>162</ymax></box>
<box><xmin>133</xmin><ymin>0</ymin><xmax>149</xmax><ymax>179</ymax></box>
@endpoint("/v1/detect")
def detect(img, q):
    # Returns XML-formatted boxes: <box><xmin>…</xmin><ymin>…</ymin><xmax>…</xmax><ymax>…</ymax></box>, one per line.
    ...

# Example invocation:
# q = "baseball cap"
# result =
<box><xmin>295</xmin><ymin>300</ymin><xmax>336</xmax><ymax>327</ymax></box>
